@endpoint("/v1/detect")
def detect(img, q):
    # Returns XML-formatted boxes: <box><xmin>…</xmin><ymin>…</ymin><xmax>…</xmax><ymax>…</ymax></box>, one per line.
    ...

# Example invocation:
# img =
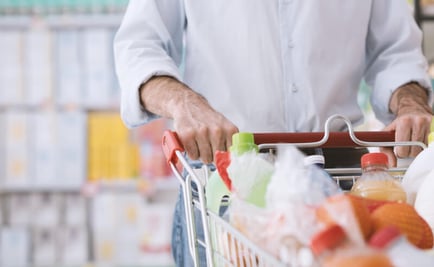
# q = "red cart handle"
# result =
<box><xmin>162</xmin><ymin>130</ymin><xmax>185</xmax><ymax>165</ymax></box>
<box><xmin>253</xmin><ymin>131</ymin><xmax>395</xmax><ymax>148</ymax></box>
<box><xmin>162</xmin><ymin>130</ymin><xmax>396</xmax><ymax>164</ymax></box>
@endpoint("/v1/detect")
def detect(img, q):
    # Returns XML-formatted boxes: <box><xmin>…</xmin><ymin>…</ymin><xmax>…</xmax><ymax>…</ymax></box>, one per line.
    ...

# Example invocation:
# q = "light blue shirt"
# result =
<box><xmin>114</xmin><ymin>0</ymin><xmax>432</xmax><ymax>132</ymax></box>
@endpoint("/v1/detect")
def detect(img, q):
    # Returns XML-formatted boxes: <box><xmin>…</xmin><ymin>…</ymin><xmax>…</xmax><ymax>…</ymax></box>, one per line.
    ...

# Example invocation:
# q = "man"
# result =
<box><xmin>114</xmin><ymin>1</ymin><xmax>433</xmax><ymax>266</ymax></box>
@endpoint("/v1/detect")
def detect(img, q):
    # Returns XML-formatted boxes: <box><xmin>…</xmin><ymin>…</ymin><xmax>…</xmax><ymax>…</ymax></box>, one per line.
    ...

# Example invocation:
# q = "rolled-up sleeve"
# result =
<box><xmin>364</xmin><ymin>0</ymin><xmax>433</xmax><ymax>124</ymax></box>
<box><xmin>113</xmin><ymin>0</ymin><xmax>185</xmax><ymax>128</ymax></box>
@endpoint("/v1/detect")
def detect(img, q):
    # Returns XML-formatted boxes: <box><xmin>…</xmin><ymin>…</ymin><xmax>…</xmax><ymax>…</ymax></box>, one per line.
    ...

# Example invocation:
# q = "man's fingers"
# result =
<box><xmin>409</xmin><ymin>127</ymin><xmax>425</xmax><ymax>158</ymax></box>
<box><xmin>394</xmin><ymin>118</ymin><xmax>411</xmax><ymax>158</ymax></box>
<box><xmin>210</xmin><ymin>128</ymin><xmax>227</xmax><ymax>156</ymax></box>
<box><xmin>380</xmin><ymin>147</ymin><xmax>397</xmax><ymax>167</ymax></box>
<box><xmin>196</xmin><ymin>131</ymin><xmax>213</xmax><ymax>164</ymax></box>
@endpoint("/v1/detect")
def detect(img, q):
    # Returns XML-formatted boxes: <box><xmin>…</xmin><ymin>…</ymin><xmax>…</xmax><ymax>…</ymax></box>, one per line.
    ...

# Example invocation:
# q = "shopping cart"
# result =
<box><xmin>161</xmin><ymin>114</ymin><xmax>426</xmax><ymax>267</ymax></box>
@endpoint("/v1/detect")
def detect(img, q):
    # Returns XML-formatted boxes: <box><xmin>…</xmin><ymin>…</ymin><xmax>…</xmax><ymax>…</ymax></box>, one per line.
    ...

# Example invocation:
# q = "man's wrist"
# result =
<box><xmin>139</xmin><ymin>75</ymin><xmax>208</xmax><ymax>119</ymax></box>
<box><xmin>389</xmin><ymin>82</ymin><xmax>433</xmax><ymax>115</ymax></box>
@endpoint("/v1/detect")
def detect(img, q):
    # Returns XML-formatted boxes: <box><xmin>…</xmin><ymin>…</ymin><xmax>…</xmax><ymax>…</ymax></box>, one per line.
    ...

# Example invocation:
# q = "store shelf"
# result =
<box><xmin>0</xmin><ymin>185</ymin><xmax>83</xmax><ymax>194</ymax></box>
<box><xmin>0</xmin><ymin>5</ymin><xmax>176</xmax><ymax>267</ymax></box>
<box><xmin>0</xmin><ymin>13</ymin><xmax>123</xmax><ymax>29</ymax></box>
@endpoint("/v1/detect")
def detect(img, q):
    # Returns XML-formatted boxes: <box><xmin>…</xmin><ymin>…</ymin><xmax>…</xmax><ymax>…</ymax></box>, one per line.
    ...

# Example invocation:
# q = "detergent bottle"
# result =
<box><xmin>206</xmin><ymin>132</ymin><xmax>272</xmax><ymax>215</ymax></box>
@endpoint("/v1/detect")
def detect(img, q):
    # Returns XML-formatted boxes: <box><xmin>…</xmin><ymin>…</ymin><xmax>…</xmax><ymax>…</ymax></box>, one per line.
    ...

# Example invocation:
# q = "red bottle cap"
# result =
<box><xmin>368</xmin><ymin>226</ymin><xmax>401</xmax><ymax>249</ymax></box>
<box><xmin>361</xmin><ymin>152</ymin><xmax>388</xmax><ymax>168</ymax></box>
<box><xmin>310</xmin><ymin>224</ymin><xmax>346</xmax><ymax>256</ymax></box>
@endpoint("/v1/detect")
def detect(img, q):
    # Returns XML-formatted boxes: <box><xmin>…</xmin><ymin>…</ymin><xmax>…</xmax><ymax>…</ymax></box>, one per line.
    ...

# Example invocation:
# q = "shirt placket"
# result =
<box><xmin>279</xmin><ymin>0</ymin><xmax>298</xmax><ymax>131</ymax></box>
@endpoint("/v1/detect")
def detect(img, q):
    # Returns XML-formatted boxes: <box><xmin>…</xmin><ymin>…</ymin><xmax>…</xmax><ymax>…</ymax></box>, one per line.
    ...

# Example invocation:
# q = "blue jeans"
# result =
<box><xmin>171</xmin><ymin>160</ymin><xmax>210</xmax><ymax>266</ymax></box>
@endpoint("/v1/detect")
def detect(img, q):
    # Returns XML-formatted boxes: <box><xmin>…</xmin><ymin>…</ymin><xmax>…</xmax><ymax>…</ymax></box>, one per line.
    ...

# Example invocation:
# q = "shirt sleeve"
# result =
<box><xmin>364</xmin><ymin>0</ymin><xmax>433</xmax><ymax>125</ymax></box>
<box><xmin>113</xmin><ymin>0</ymin><xmax>185</xmax><ymax>128</ymax></box>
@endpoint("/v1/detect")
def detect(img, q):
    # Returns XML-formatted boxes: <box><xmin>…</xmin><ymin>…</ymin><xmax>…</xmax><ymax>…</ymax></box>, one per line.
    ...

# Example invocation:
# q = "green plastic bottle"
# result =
<box><xmin>205</xmin><ymin>132</ymin><xmax>272</xmax><ymax>214</ymax></box>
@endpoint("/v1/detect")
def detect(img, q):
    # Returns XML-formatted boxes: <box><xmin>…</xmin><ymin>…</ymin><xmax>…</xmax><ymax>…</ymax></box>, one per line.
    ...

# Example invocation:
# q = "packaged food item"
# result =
<box><xmin>369</xmin><ymin>202</ymin><xmax>433</xmax><ymax>249</ymax></box>
<box><xmin>310</xmin><ymin>224</ymin><xmax>393</xmax><ymax>267</ymax></box>
<box><xmin>369</xmin><ymin>226</ymin><xmax>434</xmax><ymax>267</ymax></box>
<box><xmin>402</xmin><ymin>117</ymin><xmax>434</xmax><ymax>205</ymax></box>
<box><xmin>315</xmin><ymin>194</ymin><xmax>372</xmax><ymax>244</ymax></box>
<box><xmin>350</xmin><ymin>152</ymin><xmax>407</xmax><ymax>202</ymax></box>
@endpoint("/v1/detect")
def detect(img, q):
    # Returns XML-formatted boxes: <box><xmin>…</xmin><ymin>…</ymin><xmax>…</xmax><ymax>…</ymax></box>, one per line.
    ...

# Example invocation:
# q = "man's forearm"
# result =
<box><xmin>139</xmin><ymin>75</ymin><xmax>207</xmax><ymax>119</ymax></box>
<box><xmin>389</xmin><ymin>82</ymin><xmax>433</xmax><ymax>115</ymax></box>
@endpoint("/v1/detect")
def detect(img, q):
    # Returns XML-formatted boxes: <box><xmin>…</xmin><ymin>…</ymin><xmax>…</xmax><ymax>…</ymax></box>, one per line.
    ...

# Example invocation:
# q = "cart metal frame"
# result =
<box><xmin>162</xmin><ymin>114</ymin><xmax>426</xmax><ymax>267</ymax></box>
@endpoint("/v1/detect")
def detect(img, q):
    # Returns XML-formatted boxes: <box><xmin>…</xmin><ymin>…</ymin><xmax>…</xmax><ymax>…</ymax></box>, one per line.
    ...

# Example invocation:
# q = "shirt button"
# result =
<box><xmin>291</xmin><ymin>84</ymin><xmax>298</xmax><ymax>92</ymax></box>
<box><xmin>288</xmin><ymin>40</ymin><xmax>294</xmax><ymax>48</ymax></box>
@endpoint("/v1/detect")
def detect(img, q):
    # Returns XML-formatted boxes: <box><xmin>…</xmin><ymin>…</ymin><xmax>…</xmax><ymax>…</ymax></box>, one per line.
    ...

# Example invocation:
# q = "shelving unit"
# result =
<box><xmin>0</xmin><ymin>1</ymin><xmax>177</xmax><ymax>267</ymax></box>
<box><xmin>414</xmin><ymin>0</ymin><xmax>434</xmax><ymax>26</ymax></box>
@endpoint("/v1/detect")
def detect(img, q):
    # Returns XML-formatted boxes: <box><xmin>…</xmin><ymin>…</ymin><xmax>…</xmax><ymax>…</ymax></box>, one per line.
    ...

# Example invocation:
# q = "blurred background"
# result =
<box><xmin>0</xmin><ymin>1</ymin><xmax>433</xmax><ymax>267</ymax></box>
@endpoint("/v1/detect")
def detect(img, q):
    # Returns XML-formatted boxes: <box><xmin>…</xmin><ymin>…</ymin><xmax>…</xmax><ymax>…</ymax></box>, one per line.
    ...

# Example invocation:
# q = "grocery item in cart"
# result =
<box><xmin>205</xmin><ymin>132</ymin><xmax>274</xmax><ymax>214</ymax></box>
<box><xmin>316</xmin><ymin>194</ymin><xmax>373</xmax><ymax>245</ymax></box>
<box><xmin>350</xmin><ymin>152</ymin><xmax>407</xmax><ymax>202</ymax></box>
<box><xmin>228</xmin><ymin>146</ymin><xmax>342</xmax><ymax>265</ymax></box>
<box><xmin>310</xmin><ymin>223</ymin><xmax>393</xmax><ymax>267</ymax></box>
<box><xmin>369</xmin><ymin>225</ymin><xmax>434</xmax><ymax>267</ymax></box>
<box><xmin>206</xmin><ymin>158</ymin><xmax>231</xmax><ymax>214</ymax></box>
<box><xmin>370</xmin><ymin>202</ymin><xmax>433</xmax><ymax>249</ymax></box>
<box><xmin>402</xmin><ymin>117</ymin><xmax>434</xmax><ymax>205</ymax></box>
<box><xmin>266</xmin><ymin>146</ymin><xmax>341</xmax><ymax>210</ymax></box>
<box><xmin>414</xmin><ymin>169</ymin><xmax>434</xmax><ymax>242</ymax></box>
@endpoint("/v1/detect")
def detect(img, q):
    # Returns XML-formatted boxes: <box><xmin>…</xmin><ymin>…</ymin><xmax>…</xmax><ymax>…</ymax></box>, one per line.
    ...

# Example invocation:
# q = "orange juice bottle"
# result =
<box><xmin>350</xmin><ymin>152</ymin><xmax>406</xmax><ymax>202</ymax></box>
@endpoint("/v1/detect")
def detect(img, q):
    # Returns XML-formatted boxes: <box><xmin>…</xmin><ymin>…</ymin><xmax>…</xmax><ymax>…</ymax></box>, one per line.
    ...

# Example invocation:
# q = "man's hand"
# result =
<box><xmin>140</xmin><ymin>76</ymin><xmax>238</xmax><ymax>164</ymax></box>
<box><xmin>382</xmin><ymin>82</ymin><xmax>433</xmax><ymax>166</ymax></box>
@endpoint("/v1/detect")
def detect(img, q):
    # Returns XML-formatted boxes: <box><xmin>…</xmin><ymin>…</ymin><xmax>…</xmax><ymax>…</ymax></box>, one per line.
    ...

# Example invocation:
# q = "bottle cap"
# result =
<box><xmin>304</xmin><ymin>155</ymin><xmax>325</xmax><ymax>167</ymax></box>
<box><xmin>310</xmin><ymin>224</ymin><xmax>346</xmax><ymax>256</ymax></box>
<box><xmin>361</xmin><ymin>152</ymin><xmax>388</xmax><ymax>168</ymax></box>
<box><xmin>368</xmin><ymin>226</ymin><xmax>401</xmax><ymax>249</ymax></box>
<box><xmin>229</xmin><ymin>132</ymin><xmax>258</xmax><ymax>155</ymax></box>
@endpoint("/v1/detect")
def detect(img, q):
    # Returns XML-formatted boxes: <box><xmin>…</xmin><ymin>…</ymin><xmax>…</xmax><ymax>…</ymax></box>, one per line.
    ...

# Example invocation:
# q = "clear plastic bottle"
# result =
<box><xmin>303</xmin><ymin>155</ymin><xmax>341</xmax><ymax>205</ymax></box>
<box><xmin>350</xmin><ymin>152</ymin><xmax>407</xmax><ymax>202</ymax></box>
<box><xmin>369</xmin><ymin>226</ymin><xmax>434</xmax><ymax>267</ymax></box>
<box><xmin>402</xmin><ymin>117</ymin><xmax>434</xmax><ymax>205</ymax></box>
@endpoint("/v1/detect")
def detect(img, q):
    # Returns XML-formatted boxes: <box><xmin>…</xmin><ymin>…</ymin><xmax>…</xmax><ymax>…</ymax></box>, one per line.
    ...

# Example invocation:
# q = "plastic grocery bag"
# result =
<box><xmin>266</xmin><ymin>145</ymin><xmax>342</xmax><ymax>209</ymax></box>
<box><xmin>226</xmin><ymin>150</ymin><xmax>274</xmax><ymax>208</ymax></box>
<box><xmin>226</xmin><ymin>146</ymin><xmax>342</xmax><ymax>265</ymax></box>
